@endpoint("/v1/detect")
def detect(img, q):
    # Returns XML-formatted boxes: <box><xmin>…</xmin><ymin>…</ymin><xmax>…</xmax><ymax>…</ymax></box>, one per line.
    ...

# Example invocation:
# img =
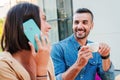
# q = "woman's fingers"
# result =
<box><xmin>35</xmin><ymin>33</ymin><xmax>50</xmax><ymax>54</ymax></box>
<box><xmin>40</xmin><ymin>33</ymin><xmax>46</xmax><ymax>46</ymax></box>
<box><xmin>28</xmin><ymin>42</ymin><xmax>36</xmax><ymax>56</ymax></box>
<box><xmin>35</xmin><ymin>34</ymin><xmax>42</xmax><ymax>50</ymax></box>
<box><xmin>45</xmin><ymin>35</ymin><xmax>50</xmax><ymax>45</ymax></box>
<box><xmin>37</xmin><ymin>33</ymin><xmax>49</xmax><ymax>47</ymax></box>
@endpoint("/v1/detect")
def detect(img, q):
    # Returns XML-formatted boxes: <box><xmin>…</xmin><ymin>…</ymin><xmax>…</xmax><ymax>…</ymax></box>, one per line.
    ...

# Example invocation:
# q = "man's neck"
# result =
<box><xmin>76</xmin><ymin>37</ymin><xmax>87</xmax><ymax>46</ymax></box>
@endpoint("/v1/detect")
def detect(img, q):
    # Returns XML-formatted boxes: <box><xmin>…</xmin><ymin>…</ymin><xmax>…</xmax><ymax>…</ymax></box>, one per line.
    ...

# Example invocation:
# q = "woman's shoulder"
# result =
<box><xmin>0</xmin><ymin>51</ymin><xmax>31</xmax><ymax>80</ymax></box>
<box><xmin>0</xmin><ymin>52</ymin><xmax>18</xmax><ymax>79</ymax></box>
<box><xmin>0</xmin><ymin>51</ymin><xmax>17</xmax><ymax>73</ymax></box>
<box><xmin>0</xmin><ymin>52</ymin><xmax>12</xmax><ymax>60</ymax></box>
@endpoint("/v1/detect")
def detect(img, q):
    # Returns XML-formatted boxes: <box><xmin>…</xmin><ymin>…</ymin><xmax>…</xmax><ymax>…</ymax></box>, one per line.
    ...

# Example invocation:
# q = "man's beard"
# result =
<box><xmin>74</xmin><ymin>28</ymin><xmax>89</xmax><ymax>39</ymax></box>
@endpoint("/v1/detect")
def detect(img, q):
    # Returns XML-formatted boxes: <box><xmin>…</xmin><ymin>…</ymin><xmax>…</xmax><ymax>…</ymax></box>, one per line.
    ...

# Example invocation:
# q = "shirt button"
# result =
<box><xmin>80</xmin><ymin>75</ymin><xmax>83</xmax><ymax>79</ymax></box>
<box><xmin>93</xmin><ymin>62</ymin><xmax>96</xmax><ymax>64</ymax></box>
<box><xmin>80</xmin><ymin>76</ymin><xmax>83</xmax><ymax>79</ymax></box>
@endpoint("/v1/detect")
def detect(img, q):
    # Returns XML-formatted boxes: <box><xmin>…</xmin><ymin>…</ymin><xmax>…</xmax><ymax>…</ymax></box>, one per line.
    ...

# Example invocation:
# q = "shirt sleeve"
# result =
<box><xmin>51</xmin><ymin>44</ymin><xmax>66</xmax><ymax>80</ymax></box>
<box><xmin>0</xmin><ymin>60</ymin><xmax>18</xmax><ymax>80</ymax></box>
<box><xmin>97</xmin><ymin>55</ymin><xmax>115</xmax><ymax>80</ymax></box>
<box><xmin>102</xmin><ymin>62</ymin><xmax>115</xmax><ymax>80</ymax></box>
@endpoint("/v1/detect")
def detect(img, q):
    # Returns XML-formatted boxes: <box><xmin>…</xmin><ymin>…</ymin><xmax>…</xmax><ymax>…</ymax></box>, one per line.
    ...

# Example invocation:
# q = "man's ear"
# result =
<box><xmin>90</xmin><ymin>22</ymin><xmax>94</xmax><ymax>30</ymax></box>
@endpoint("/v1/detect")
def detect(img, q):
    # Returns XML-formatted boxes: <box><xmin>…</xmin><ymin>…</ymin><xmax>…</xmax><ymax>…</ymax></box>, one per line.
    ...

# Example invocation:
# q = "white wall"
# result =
<box><xmin>37</xmin><ymin>0</ymin><xmax>59</xmax><ymax>44</ymax></box>
<box><xmin>73</xmin><ymin>0</ymin><xmax>120</xmax><ymax>70</ymax></box>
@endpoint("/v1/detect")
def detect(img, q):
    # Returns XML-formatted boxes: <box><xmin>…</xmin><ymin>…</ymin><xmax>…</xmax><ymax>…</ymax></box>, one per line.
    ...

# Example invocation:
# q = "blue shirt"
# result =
<box><xmin>51</xmin><ymin>34</ymin><xmax>115</xmax><ymax>80</ymax></box>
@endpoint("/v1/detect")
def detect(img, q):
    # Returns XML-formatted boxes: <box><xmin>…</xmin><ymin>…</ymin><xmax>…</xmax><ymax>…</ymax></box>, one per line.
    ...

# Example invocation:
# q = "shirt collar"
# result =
<box><xmin>69</xmin><ymin>34</ymin><xmax>92</xmax><ymax>51</ymax></box>
<box><xmin>69</xmin><ymin>34</ymin><xmax>81</xmax><ymax>51</ymax></box>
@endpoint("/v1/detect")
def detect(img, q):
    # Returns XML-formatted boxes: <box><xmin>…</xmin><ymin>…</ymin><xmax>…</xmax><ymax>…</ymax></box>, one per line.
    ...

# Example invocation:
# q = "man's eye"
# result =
<box><xmin>74</xmin><ymin>20</ymin><xmax>79</xmax><ymax>24</ymax></box>
<box><xmin>83</xmin><ymin>20</ymin><xmax>88</xmax><ymax>25</ymax></box>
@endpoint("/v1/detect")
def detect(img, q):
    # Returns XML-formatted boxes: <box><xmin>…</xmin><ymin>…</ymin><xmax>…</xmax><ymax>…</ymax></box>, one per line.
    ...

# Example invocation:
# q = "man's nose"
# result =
<box><xmin>77</xmin><ymin>22</ymin><xmax>83</xmax><ymax>28</ymax></box>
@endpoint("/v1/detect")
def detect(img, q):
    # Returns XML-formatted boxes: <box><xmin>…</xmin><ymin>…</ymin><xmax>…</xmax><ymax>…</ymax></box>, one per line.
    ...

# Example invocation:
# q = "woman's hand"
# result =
<box><xmin>29</xmin><ymin>33</ymin><xmax>51</xmax><ymax>76</ymax></box>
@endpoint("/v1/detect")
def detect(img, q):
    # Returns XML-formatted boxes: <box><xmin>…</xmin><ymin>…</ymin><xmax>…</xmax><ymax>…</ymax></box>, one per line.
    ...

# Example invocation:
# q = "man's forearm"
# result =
<box><xmin>102</xmin><ymin>58</ymin><xmax>111</xmax><ymax>71</ymax></box>
<box><xmin>62</xmin><ymin>63</ymin><xmax>82</xmax><ymax>80</ymax></box>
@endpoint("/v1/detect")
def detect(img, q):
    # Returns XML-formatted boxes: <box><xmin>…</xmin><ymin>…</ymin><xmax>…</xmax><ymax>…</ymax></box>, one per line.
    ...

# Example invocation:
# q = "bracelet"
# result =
<box><xmin>36</xmin><ymin>75</ymin><xmax>47</xmax><ymax>80</ymax></box>
<box><xmin>37</xmin><ymin>75</ymin><xmax>47</xmax><ymax>77</ymax></box>
<box><xmin>101</xmin><ymin>54</ymin><xmax>110</xmax><ymax>59</ymax></box>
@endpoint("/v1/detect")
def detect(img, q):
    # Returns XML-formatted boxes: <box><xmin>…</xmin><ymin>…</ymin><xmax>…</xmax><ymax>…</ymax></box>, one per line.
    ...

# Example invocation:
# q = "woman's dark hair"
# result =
<box><xmin>1</xmin><ymin>2</ymin><xmax>41</xmax><ymax>54</ymax></box>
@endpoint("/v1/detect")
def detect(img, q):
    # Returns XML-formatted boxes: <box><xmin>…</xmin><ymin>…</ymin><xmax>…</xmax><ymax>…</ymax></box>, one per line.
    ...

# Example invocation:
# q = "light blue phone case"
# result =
<box><xmin>23</xmin><ymin>19</ymin><xmax>41</xmax><ymax>51</ymax></box>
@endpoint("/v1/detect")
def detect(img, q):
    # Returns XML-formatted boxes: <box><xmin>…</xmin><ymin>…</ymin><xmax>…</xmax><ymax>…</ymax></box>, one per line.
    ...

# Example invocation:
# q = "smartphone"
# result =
<box><xmin>23</xmin><ymin>19</ymin><xmax>41</xmax><ymax>51</ymax></box>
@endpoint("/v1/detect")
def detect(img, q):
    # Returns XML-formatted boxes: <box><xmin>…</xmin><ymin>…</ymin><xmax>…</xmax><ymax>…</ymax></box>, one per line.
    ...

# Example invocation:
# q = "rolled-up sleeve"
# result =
<box><xmin>102</xmin><ymin>62</ymin><xmax>115</xmax><ymax>80</ymax></box>
<box><xmin>56</xmin><ymin>73</ymin><xmax>62</xmax><ymax>80</ymax></box>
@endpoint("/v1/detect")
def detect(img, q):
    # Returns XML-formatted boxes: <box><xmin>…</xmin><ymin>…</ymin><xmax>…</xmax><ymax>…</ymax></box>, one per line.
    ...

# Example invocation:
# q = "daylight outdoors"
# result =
<box><xmin>0</xmin><ymin>0</ymin><xmax>120</xmax><ymax>79</ymax></box>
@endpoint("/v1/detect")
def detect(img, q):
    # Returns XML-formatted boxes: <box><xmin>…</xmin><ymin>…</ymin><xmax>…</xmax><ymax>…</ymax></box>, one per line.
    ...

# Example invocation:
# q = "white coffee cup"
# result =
<box><xmin>87</xmin><ymin>42</ymin><xmax>99</xmax><ymax>52</ymax></box>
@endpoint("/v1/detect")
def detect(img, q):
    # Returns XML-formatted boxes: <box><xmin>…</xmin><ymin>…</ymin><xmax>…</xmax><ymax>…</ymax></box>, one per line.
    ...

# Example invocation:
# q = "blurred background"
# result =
<box><xmin>0</xmin><ymin>0</ymin><xmax>120</xmax><ymax>77</ymax></box>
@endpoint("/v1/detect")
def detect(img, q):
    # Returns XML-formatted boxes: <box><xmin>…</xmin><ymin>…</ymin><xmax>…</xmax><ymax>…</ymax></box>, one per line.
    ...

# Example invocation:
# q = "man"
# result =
<box><xmin>51</xmin><ymin>8</ymin><xmax>115</xmax><ymax>80</ymax></box>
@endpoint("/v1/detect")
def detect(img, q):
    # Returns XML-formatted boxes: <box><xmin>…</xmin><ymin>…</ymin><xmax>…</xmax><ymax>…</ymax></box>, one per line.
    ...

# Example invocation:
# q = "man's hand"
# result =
<box><xmin>76</xmin><ymin>46</ymin><xmax>93</xmax><ymax>69</ymax></box>
<box><xmin>98</xmin><ymin>42</ymin><xmax>110</xmax><ymax>57</ymax></box>
<box><xmin>98</xmin><ymin>42</ymin><xmax>111</xmax><ymax>71</ymax></box>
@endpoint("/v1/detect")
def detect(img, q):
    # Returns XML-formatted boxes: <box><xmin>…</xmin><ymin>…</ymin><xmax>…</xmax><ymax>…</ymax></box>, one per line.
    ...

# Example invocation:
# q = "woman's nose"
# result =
<box><xmin>47</xmin><ymin>22</ymin><xmax>51</xmax><ymax>30</ymax></box>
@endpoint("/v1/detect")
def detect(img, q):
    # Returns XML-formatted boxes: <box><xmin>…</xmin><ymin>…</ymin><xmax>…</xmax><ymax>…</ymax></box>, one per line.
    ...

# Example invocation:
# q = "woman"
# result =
<box><xmin>0</xmin><ymin>2</ymin><xmax>55</xmax><ymax>80</ymax></box>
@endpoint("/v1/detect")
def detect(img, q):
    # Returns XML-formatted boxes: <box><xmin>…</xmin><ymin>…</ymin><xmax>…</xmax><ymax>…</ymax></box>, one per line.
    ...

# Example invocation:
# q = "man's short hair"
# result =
<box><xmin>75</xmin><ymin>8</ymin><xmax>94</xmax><ymax>21</ymax></box>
